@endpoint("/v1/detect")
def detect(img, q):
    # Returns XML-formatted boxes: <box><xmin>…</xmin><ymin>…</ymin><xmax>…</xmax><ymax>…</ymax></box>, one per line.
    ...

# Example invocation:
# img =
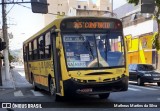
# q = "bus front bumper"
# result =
<box><xmin>63</xmin><ymin>76</ymin><xmax>128</xmax><ymax>95</ymax></box>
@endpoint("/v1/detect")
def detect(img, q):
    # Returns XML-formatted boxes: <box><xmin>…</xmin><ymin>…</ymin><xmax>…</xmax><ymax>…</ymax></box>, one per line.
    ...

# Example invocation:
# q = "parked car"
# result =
<box><xmin>129</xmin><ymin>64</ymin><xmax>160</xmax><ymax>86</ymax></box>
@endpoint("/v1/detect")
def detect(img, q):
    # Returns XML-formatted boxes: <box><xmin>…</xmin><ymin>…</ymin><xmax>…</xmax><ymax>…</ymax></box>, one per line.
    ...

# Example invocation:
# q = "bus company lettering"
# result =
<box><xmin>31</xmin><ymin>66</ymin><xmax>38</xmax><ymax>70</ymax></box>
<box><xmin>64</xmin><ymin>37</ymin><xmax>84</xmax><ymax>42</ymax></box>
<box><xmin>74</xmin><ymin>22</ymin><xmax>114</xmax><ymax>29</ymax></box>
<box><xmin>40</xmin><ymin>61</ymin><xmax>53</xmax><ymax>69</ymax></box>
<box><xmin>44</xmin><ymin>61</ymin><xmax>53</xmax><ymax>69</ymax></box>
<box><xmin>67</xmin><ymin>61</ymin><xmax>86</xmax><ymax>67</ymax></box>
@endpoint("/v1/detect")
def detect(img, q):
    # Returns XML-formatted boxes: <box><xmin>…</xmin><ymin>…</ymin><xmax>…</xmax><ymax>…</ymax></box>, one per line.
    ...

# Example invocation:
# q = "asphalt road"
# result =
<box><xmin>1</xmin><ymin>67</ymin><xmax>160</xmax><ymax>111</ymax></box>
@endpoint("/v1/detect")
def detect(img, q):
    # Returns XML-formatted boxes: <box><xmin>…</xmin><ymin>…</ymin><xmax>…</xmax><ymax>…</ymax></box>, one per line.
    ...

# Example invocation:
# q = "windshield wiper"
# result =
<box><xmin>85</xmin><ymin>40</ymin><xmax>94</xmax><ymax>58</ymax></box>
<box><xmin>79</xmin><ymin>34</ymin><xmax>94</xmax><ymax>59</ymax></box>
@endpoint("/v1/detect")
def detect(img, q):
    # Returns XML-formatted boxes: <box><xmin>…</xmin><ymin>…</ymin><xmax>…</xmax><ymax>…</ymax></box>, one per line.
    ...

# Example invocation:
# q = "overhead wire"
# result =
<box><xmin>6</xmin><ymin>0</ymin><xmax>19</xmax><ymax>15</ymax></box>
<box><xmin>17</xmin><ymin>3</ymin><xmax>31</xmax><ymax>9</ymax></box>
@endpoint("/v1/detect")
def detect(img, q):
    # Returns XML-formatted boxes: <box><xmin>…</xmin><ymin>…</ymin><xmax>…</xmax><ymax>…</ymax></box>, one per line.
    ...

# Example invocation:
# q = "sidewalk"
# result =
<box><xmin>0</xmin><ymin>66</ymin><xmax>32</xmax><ymax>89</ymax></box>
<box><xmin>0</xmin><ymin>67</ymin><xmax>15</xmax><ymax>89</ymax></box>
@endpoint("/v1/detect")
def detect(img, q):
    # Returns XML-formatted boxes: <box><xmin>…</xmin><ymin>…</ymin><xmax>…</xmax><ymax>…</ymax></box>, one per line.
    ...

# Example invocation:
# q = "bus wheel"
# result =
<box><xmin>49</xmin><ymin>79</ymin><xmax>61</xmax><ymax>101</ymax></box>
<box><xmin>49</xmin><ymin>79</ymin><xmax>55</xmax><ymax>96</ymax></box>
<box><xmin>137</xmin><ymin>78</ymin><xmax>144</xmax><ymax>86</ymax></box>
<box><xmin>98</xmin><ymin>93</ymin><xmax>110</xmax><ymax>99</ymax></box>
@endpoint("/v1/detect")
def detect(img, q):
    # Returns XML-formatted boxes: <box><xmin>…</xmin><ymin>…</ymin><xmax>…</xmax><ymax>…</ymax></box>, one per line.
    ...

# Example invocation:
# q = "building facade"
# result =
<box><xmin>114</xmin><ymin>4</ymin><xmax>158</xmax><ymax>67</ymax></box>
<box><xmin>44</xmin><ymin>0</ymin><xmax>112</xmax><ymax>26</ymax></box>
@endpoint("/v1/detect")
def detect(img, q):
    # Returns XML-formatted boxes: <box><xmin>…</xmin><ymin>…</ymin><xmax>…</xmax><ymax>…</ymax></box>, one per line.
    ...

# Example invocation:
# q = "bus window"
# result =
<box><xmin>23</xmin><ymin>45</ymin><xmax>27</xmax><ymax>62</ymax></box>
<box><xmin>38</xmin><ymin>36</ymin><xmax>45</xmax><ymax>59</ymax></box>
<box><xmin>45</xmin><ymin>32</ymin><xmax>51</xmax><ymax>59</ymax></box>
<box><xmin>33</xmin><ymin>39</ymin><xmax>38</xmax><ymax>60</ymax></box>
<box><xmin>29</xmin><ymin>42</ymin><xmax>33</xmax><ymax>60</ymax></box>
<box><xmin>63</xmin><ymin>32</ymin><xmax>125</xmax><ymax>68</ymax></box>
<box><xmin>95</xmin><ymin>32</ymin><xmax>124</xmax><ymax>67</ymax></box>
<box><xmin>63</xmin><ymin>34</ymin><xmax>98</xmax><ymax>68</ymax></box>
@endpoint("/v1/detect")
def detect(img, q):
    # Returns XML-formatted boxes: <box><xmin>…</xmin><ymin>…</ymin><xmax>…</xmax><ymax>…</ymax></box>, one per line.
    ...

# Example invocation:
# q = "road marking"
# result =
<box><xmin>30</xmin><ymin>90</ymin><xmax>44</xmax><ymax>96</ymax></box>
<box><xmin>18</xmin><ymin>72</ymin><xmax>25</xmax><ymax>77</ymax></box>
<box><xmin>129</xmin><ymin>81</ymin><xmax>137</xmax><ymax>84</ymax></box>
<box><xmin>14</xmin><ymin>90</ymin><xmax>24</xmax><ymax>97</ymax></box>
<box><xmin>128</xmin><ymin>87</ymin><xmax>141</xmax><ymax>91</ymax></box>
<box><xmin>129</xmin><ymin>84</ymin><xmax>158</xmax><ymax>91</ymax></box>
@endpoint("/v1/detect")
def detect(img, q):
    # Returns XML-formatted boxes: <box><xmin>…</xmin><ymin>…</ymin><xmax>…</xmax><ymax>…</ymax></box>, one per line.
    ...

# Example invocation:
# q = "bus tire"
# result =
<box><xmin>49</xmin><ymin>79</ymin><xmax>55</xmax><ymax>95</ymax></box>
<box><xmin>49</xmin><ymin>79</ymin><xmax>61</xmax><ymax>101</ymax></box>
<box><xmin>137</xmin><ymin>78</ymin><xmax>144</xmax><ymax>86</ymax></box>
<box><xmin>98</xmin><ymin>93</ymin><xmax>110</xmax><ymax>99</ymax></box>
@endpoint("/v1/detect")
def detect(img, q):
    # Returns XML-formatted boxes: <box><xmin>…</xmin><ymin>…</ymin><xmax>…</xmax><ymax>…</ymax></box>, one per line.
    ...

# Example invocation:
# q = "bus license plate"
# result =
<box><xmin>77</xmin><ymin>88</ymin><xmax>92</xmax><ymax>93</ymax></box>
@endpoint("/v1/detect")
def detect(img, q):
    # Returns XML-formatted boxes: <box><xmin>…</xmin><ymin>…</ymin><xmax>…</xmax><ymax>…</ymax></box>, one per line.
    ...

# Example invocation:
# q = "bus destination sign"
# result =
<box><xmin>64</xmin><ymin>21</ymin><xmax>120</xmax><ymax>29</ymax></box>
<box><xmin>74</xmin><ymin>22</ymin><xmax>115</xmax><ymax>29</ymax></box>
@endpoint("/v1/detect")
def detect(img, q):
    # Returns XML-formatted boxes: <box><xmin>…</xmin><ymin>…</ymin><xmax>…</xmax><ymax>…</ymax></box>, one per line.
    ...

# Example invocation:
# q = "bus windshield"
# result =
<box><xmin>62</xmin><ymin>32</ymin><xmax>125</xmax><ymax>68</ymax></box>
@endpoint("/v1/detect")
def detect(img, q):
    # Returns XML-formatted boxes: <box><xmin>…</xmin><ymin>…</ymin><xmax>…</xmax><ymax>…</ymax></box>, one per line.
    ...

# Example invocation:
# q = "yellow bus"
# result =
<box><xmin>23</xmin><ymin>16</ymin><xmax>128</xmax><ymax>101</ymax></box>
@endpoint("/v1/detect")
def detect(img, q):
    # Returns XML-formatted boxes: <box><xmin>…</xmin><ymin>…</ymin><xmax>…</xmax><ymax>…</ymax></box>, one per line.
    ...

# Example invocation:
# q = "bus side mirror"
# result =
<box><xmin>56</xmin><ymin>37</ymin><xmax>63</xmax><ymax>49</ymax></box>
<box><xmin>55</xmin><ymin>29</ymin><xmax>61</xmax><ymax>33</ymax></box>
<box><xmin>31</xmin><ymin>0</ymin><xmax>48</xmax><ymax>14</ymax></box>
<box><xmin>55</xmin><ymin>29</ymin><xmax>62</xmax><ymax>49</ymax></box>
<box><xmin>51</xmin><ymin>28</ymin><xmax>62</xmax><ymax>49</ymax></box>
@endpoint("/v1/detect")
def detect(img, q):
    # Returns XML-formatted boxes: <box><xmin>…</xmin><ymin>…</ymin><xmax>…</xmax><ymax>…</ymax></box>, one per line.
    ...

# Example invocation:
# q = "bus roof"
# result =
<box><xmin>23</xmin><ymin>16</ymin><xmax>121</xmax><ymax>44</ymax></box>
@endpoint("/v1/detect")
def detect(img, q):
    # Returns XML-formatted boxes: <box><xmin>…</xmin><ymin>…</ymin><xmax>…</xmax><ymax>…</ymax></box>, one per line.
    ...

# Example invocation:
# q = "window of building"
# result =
<box><xmin>62</xmin><ymin>12</ymin><xmax>65</xmax><ymax>15</ymax></box>
<box><xmin>107</xmin><ymin>7</ymin><xmax>110</xmax><ymax>10</ymax></box>
<box><xmin>58</xmin><ymin>4</ymin><xmax>62</xmax><ymax>6</ymax></box>
<box><xmin>84</xmin><ymin>6</ymin><xmax>87</xmax><ymax>9</ymax></box>
<box><xmin>78</xmin><ymin>5</ymin><xmax>81</xmax><ymax>8</ymax></box>
<box><xmin>57</xmin><ymin>12</ymin><xmax>60</xmax><ymax>15</ymax></box>
<box><xmin>93</xmin><ymin>5</ymin><xmax>96</xmax><ymax>8</ymax></box>
<box><xmin>45</xmin><ymin>32</ymin><xmax>51</xmax><ymax>59</ymax></box>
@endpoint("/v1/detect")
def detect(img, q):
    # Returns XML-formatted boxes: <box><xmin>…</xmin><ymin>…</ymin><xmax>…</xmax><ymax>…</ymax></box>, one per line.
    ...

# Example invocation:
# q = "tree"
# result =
<box><xmin>9</xmin><ymin>52</ymin><xmax>15</xmax><ymax>63</ymax></box>
<box><xmin>127</xmin><ymin>0</ymin><xmax>160</xmax><ymax>69</ymax></box>
<box><xmin>127</xmin><ymin>0</ymin><xmax>139</xmax><ymax>5</ymax></box>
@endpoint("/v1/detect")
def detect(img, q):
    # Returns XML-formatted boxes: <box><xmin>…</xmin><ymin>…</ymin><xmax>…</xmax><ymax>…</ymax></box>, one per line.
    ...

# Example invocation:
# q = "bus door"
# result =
<box><xmin>51</xmin><ymin>32</ymin><xmax>61</xmax><ymax>93</ymax></box>
<box><xmin>24</xmin><ymin>45</ymin><xmax>32</xmax><ymax>83</ymax></box>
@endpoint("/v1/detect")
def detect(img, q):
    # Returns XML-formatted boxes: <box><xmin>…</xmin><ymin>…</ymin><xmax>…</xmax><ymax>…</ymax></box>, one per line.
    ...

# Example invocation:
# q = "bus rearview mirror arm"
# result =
<box><xmin>51</xmin><ymin>29</ymin><xmax>62</xmax><ymax>49</ymax></box>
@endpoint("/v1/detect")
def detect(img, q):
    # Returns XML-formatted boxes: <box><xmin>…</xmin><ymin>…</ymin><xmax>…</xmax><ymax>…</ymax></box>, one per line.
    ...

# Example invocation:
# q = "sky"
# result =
<box><xmin>1</xmin><ymin>0</ymin><xmax>127</xmax><ymax>50</ymax></box>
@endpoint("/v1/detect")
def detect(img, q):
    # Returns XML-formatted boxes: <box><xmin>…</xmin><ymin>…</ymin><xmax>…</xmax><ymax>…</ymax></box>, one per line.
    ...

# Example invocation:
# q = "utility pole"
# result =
<box><xmin>111</xmin><ymin>0</ymin><xmax>113</xmax><ymax>12</ymax></box>
<box><xmin>111</xmin><ymin>0</ymin><xmax>114</xmax><ymax>17</ymax></box>
<box><xmin>2</xmin><ymin>0</ymin><xmax>10</xmax><ymax>80</ymax></box>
